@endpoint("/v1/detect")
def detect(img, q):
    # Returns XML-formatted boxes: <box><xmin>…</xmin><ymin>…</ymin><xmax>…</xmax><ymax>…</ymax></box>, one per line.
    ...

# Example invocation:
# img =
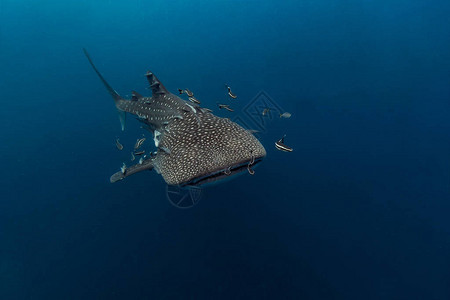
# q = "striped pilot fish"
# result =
<box><xmin>275</xmin><ymin>135</ymin><xmax>293</xmax><ymax>152</ymax></box>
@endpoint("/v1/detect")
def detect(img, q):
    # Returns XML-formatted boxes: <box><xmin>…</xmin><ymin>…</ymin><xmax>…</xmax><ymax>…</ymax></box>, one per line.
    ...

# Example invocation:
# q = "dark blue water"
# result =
<box><xmin>1</xmin><ymin>0</ymin><xmax>449</xmax><ymax>299</ymax></box>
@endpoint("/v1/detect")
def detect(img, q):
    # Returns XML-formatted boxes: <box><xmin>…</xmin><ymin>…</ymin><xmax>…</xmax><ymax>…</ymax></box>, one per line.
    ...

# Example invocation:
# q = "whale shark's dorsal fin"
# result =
<box><xmin>145</xmin><ymin>71</ymin><xmax>168</xmax><ymax>96</ymax></box>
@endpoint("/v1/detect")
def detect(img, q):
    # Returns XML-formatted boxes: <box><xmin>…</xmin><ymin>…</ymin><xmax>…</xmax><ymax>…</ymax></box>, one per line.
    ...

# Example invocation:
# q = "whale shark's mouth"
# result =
<box><xmin>180</xmin><ymin>157</ymin><xmax>264</xmax><ymax>187</ymax></box>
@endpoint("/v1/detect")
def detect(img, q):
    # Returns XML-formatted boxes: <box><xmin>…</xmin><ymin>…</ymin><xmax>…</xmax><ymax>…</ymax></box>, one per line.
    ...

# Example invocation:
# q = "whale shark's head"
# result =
<box><xmin>153</xmin><ymin>111</ymin><xmax>266</xmax><ymax>186</ymax></box>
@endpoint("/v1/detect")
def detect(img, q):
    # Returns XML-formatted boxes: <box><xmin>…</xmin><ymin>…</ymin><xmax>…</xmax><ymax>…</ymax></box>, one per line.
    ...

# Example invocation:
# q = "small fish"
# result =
<box><xmin>139</xmin><ymin>157</ymin><xmax>144</xmax><ymax>165</ymax></box>
<box><xmin>275</xmin><ymin>135</ymin><xmax>293</xmax><ymax>152</ymax></box>
<box><xmin>188</xmin><ymin>96</ymin><xmax>201</xmax><ymax>104</ymax></box>
<box><xmin>115</xmin><ymin>138</ymin><xmax>123</xmax><ymax>150</ymax></box>
<box><xmin>178</xmin><ymin>88</ymin><xmax>184</xmax><ymax>94</ymax></box>
<box><xmin>134</xmin><ymin>137</ymin><xmax>146</xmax><ymax>149</ymax></box>
<box><xmin>262</xmin><ymin>108</ymin><xmax>270</xmax><ymax>116</ymax></box>
<box><xmin>247</xmin><ymin>165</ymin><xmax>255</xmax><ymax>175</ymax></box>
<box><xmin>130</xmin><ymin>152</ymin><xmax>135</xmax><ymax>161</ymax></box>
<box><xmin>279</xmin><ymin>112</ymin><xmax>292</xmax><ymax>119</ymax></box>
<box><xmin>226</xmin><ymin>85</ymin><xmax>237</xmax><ymax>99</ymax></box>
<box><xmin>202</xmin><ymin>108</ymin><xmax>213</xmax><ymax>113</ymax></box>
<box><xmin>121</xmin><ymin>163</ymin><xmax>127</xmax><ymax>174</ymax></box>
<box><xmin>134</xmin><ymin>150</ymin><xmax>145</xmax><ymax>156</ymax></box>
<box><xmin>218</xmin><ymin>104</ymin><xmax>234</xmax><ymax>112</ymax></box>
<box><xmin>247</xmin><ymin>153</ymin><xmax>255</xmax><ymax>175</ymax></box>
<box><xmin>185</xmin><ymin>89</ymin><xmax>194</xmax><ymax>97</ymax></box>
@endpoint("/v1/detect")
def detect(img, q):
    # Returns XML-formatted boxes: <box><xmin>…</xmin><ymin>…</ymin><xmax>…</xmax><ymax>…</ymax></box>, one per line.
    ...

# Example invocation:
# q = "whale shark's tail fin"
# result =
<box><xmin>83</xmin><ymin>48</ymin><xmax>126</xmax><ymax>131</ymax></box>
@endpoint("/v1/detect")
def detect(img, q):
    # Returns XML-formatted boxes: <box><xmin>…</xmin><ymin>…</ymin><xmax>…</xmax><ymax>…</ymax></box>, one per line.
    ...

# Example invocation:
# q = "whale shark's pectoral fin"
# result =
<box><xmin>145</xmin><ymin>71</ymin><xmax>168</xmax><ymax>96</ymax></box>
<box><xmin>110</xmin><ymin>158</ymin><xmax>154</xmax><ymax>183</ymax></box>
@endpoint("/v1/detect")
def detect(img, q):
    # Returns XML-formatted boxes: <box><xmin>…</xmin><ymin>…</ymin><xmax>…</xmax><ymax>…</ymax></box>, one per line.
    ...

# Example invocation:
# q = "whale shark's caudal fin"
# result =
<box><xmin>83</xmin><ymin>48</ymin><xmax>126</xmax><ymax>131</ymax></box>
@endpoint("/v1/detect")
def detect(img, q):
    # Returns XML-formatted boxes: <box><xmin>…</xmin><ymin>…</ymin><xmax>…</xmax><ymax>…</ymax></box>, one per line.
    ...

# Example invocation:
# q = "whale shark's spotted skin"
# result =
<box><xmin>84</xmin><ymin>50</ymin><xmax>266</xmax><ymax>186</ymax></box>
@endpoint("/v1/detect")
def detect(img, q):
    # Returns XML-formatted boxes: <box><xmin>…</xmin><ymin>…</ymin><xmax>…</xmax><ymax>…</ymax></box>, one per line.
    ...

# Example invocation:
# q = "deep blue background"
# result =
<box><xmin>1</xmin><ymin>0</ymin><xmax>449</xmax><ymax>299</ymax></box>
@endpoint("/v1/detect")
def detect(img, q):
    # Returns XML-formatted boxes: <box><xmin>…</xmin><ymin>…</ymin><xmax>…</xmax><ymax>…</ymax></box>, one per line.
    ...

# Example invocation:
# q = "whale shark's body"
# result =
<box><xmin>84</xmin><ymin>50</ymin><xmax>266</xmax><ymax>186</ymax></box>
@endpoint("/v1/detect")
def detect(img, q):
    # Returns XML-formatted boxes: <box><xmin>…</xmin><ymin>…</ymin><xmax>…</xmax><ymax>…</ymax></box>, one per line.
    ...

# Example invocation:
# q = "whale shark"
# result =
<box><xmin>84</xmin><ymin>49</ymin><xmax>266</xmax><ymax>186</ymax></box>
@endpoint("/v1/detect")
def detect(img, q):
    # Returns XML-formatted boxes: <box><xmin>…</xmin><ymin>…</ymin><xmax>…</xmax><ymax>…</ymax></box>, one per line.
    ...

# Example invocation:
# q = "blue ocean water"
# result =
<box><xmin>1</xmin><ymin>0</ymin><xmax>449</xmax><ymax>298</ymax></box>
